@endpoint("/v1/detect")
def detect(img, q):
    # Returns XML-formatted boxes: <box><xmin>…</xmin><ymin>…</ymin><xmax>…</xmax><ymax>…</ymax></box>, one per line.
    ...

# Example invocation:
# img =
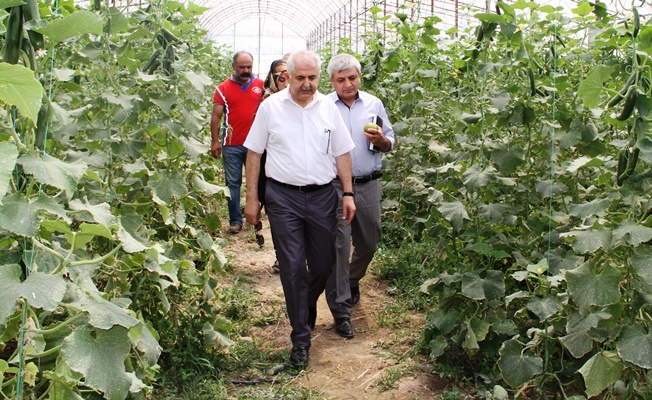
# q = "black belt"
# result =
<box><xmin>335</xmin><ymin>171</ymin><xmax>382</xmax><ymax>185</ymax></box>
<box><xmin>268</xmin><ymin>178</ymin><xmax>331</xmax><ymax>193</ymax></box>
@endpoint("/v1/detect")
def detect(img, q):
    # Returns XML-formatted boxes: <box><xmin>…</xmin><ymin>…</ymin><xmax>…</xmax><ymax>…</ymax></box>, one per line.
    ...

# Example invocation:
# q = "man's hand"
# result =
<box><xmin>211</xmin><ymin>141</ymin><xmax>222</xmax><ymax>158</ymax></box>
<box><xmin>244</xmin><ymin>200</ymin><xmax>261</xmax><ymax>227</ymax></box>
<box><xmin>342</xmin><ymin>196</ymin><xmax>356</xmax><ymax>225</ymax></box>
<box><xmin>364</xmin><ymin>127</ymin><xmax>390</xmax><ymax>152</ymax></box>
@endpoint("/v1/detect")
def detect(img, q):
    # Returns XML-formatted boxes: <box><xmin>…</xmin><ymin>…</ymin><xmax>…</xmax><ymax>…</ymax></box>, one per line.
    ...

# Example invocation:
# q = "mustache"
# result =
<box><xmin>239</xmin><ymin>72</ymin><xmax>251</xmax><ymax>78</ymax></box>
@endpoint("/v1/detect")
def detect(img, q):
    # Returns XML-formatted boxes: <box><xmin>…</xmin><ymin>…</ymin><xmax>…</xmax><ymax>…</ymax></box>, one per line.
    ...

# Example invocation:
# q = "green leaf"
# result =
<box><xmin>184</xmin><ymin>70</ymin><xmax>213</xmax><ymax>92</ymax></box>
<box><xmin>569</xmin><ymin>198</ymin><xmax>611</xmax><ymax>218</ymax></box>
<box><xmin>69</xmin><ymin>200</ymin><xmax>118</xmax><ymax>228</ymax></box>
<box><xmin>535</xmin><ymin>180</ymin><xmax>568</xmax><ymax>199</ymax></box>
<box><xmin>630</xmin><ymin>245</ymin><xmax>652</xmax><ymax>285</ymax></box>
<box><xmin>637</xmin><ymin>27</ymin><xmax>652</xmax><ymax>55</ymax></box>
<box><xmin>77</xmin><ymin>292</ymin><xmax>140</xmax><ymax>330</ymax></box>
<box><xmin>0</xmin><ymin>142</ymin><xmax>18</xmax><ymax>200</ymax></box>
<box><xmin>61</xmin><ymin>325</ymin><xmax>134</xmax><ymax>400</ymax></box>
<box><xmin>427</xmin><ymin>309</ymin><xmax>461</xmax><ymax>335</ymax></box>
<box><xmin>527</xmin><ymin>295</ymin><xmax>562</xmax><ymax>321</ymax></box>
<box><xmin>498</xmin><ymin>339</ymin><xmax>543</xmax><ymax>388</ymax></box>
<box><xmin>35</xmin><ymin>10</ymin><xmax>103</xmax><ymax>43</ymax></box>
<box><xmin>560</xmin><ymin>229</ymin><xmax>612</xmax><ymax>254</ymax></box>
<box><xmin>491</xmin><ymin>146</ymin><xmax>524</xmax><ymax>175</ymax></box>
<box><xmin>131</xmin><ymin>322</ymin><xmax>162</xmax><ymax>367</ymax></box>
<box><xmin>0</xmin><ymin>264</ymin><xmax>66</xmax><ymax>326</ymax></box>
<box><xmin>461</xmin><ymin>270</ymin><xmax>505</xmax><ymax>301</ymax></box>
<box><xmin>572</xmin><ymin>2</ymin><xmax>594</xmax><ymax>17</ymax></box>
<box><xmin>463</xmin><ymin>164</ymin><xmax>496</xmax><ymax>191</ymax></box>
<box><xmin>437</xmin><ymin>201</ymin><xmax>469</xmax><ymax>232</ymax></box>
<box><xmin>616</xmin><ymin>325</ymin><xmax>652</xmax><ymax>369</ymax></box>
<box><xmin>107</xmin><ymin>7</ymin><xmax>130</xmax><ymax>33</ymax></box>
<box><xmin>0</xmin><ymin>64</ymin><xmax>44</xmax><ymax>123</ymax></box>
<box><xmin>0</xmin><ymin>0</ymin><xmax>25</xmax><ymax>7</ymax></box>
<box><xmin>612</xmin><ymin>222</ymin><xmax>652</xmax><ymax>247</ymax></box>
<box><xmin>566</xmin><ymin>262</ymin><xmax>621</xmax><ymax>314</ymax></box>
<box><xmin>0</xmin><ymin>193</ymin><xmax>69</xmax><ymax>237</ymax></box>
<box><xmin>18</xmin><ymin>153</ymin><xmax>87</xmax><ymax>199</ymax></box>
<box><xmin>475</xmin><ymin>13</ymin><xmax>506</xmax><ymax>24</ymax></box>
<box><xmin>577</xmin><ymin>65</ymin><xmax>613</xmax><ymax>109</ymax></box>
<box><xmin>578</xmin><ymin>351</ymin><xmax>623</xmax><ymax>398</ymax></box>
<box><xmin>150</xmin><ymin>170</ymin><xmax>188</xmax><ymax>204</ymax></box>
<box><xmin>202</xmin><ymin>322</ymin><xmax>233</xmax><ymax>349</ymax></box>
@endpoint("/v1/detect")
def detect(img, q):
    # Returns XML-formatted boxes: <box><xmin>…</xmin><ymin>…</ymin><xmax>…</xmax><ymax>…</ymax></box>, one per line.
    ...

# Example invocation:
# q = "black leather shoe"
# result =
<box><xmin>308</xmin><ymin>305</ymin><xmax>316</xmax><ymax>331</ymax></box>
<box><xmin>334</xmin><ymin>318</ymin><xmax>355</xmax><ymax>338</ymax></box>
<box><xmin>350</xmin><ymin>286</ymin><xmax>360</xmax><ymax>306</ymax></box>
<box><xmin>290</xmin><ymin>346</ymin><xmax>309</xmax><ymax>367</ymax></box>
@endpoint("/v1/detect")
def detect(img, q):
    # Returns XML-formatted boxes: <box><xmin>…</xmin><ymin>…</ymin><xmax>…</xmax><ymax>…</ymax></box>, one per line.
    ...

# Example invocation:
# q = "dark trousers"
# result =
<box><xmin>265</xmin><ymin>180</ymin><xmax>338</xmax><ymax>349</ymax></box>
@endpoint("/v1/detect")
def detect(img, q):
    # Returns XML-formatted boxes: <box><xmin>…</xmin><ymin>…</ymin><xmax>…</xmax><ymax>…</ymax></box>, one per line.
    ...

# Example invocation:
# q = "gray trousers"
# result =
<box><xmin>265</xmin><ymin>181</ymin><xmax>338</xmax><ymax>349</ymax></box>
<box><xmin>326</xmin><ymin>179</ymin><xmax>382</xmax><ymax>319</ymax></box>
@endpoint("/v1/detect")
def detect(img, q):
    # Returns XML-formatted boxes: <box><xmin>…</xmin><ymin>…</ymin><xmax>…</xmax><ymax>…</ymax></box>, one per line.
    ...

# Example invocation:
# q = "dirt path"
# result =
<box><xmin>224</xmin><ymin>219</ymin><xmax>443</xmax><ymax>399</ymax></box>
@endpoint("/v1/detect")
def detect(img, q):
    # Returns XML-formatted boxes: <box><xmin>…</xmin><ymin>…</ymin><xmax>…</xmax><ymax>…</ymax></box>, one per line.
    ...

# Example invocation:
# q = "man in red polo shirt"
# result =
<box><xmin>211</xmin><ymin>51</ymin><xmax>264</xmax><ymax>234</ymax></box>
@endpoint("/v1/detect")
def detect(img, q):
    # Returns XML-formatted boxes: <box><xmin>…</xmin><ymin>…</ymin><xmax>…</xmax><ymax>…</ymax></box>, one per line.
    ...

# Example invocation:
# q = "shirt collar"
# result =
<box><xmin>230</xmin><ymin>74</ymin><xmax>257</xmax><ymax>90</ymax></box>
<box><xmin>335</xmin><ymin>91</ymin><xmax>360</xmax><ymax>108</ymax></box>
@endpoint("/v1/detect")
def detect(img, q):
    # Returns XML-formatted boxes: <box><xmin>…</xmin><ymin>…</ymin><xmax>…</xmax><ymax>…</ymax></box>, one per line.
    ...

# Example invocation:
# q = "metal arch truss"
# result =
<box><xmin>196</xmin><ymin>0</ymin><xmax>351</xmax><ymax>39</ymax></box>
<box><xmin>306</xmin><ymin>0</ymin><xmax>485</xmax><ymax>52</ymax></box>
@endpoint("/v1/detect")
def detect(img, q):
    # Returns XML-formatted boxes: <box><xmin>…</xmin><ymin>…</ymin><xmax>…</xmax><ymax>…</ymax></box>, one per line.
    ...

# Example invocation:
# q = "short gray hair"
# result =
<box><xmin>286</xmin><ymin>50</ymin><xmax>321</xmax><ymax>75</ymax></box>
<box><xmin>327</xmin><ymin>53</ymin><xmax>361</xmax><ymax>78</ymax></box>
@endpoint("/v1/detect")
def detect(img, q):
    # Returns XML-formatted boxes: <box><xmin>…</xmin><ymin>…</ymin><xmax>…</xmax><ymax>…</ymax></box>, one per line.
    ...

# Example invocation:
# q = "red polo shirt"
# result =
<box><xmin>213</xmin><ymin>75</ymin><xmax>264</xmax><ymax>146</ymax></box>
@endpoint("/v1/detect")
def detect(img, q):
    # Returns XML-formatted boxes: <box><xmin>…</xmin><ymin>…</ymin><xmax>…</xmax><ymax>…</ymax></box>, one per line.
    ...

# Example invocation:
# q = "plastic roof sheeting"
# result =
<box><xmin>196</xmin><ymin>0</ymin><xmax>353</xmax><ymax>38</ymax></box>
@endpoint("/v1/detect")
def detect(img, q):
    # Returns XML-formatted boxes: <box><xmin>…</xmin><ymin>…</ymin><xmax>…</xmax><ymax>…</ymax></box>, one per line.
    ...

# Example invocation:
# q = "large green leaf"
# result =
<box><xmin>150</xmin><ymin>170</ymin><xmax>188</xmax><ymax>204</ymax></box>
<box><xmin>630</xmin><ymin>245</ymin><xmax>652</xmax><ymax>285</ymax></box>
<box><xmin>616</xmin><ymin>325</ymin><xmax>652</xmax><ymax>369</ymax></box>
<box><xmin>559</xmin><ymin>311</ymin><xmax>611</xmax><ymax>358</ymax></box>
<box><xmin>426</xmin><ymin>309</ymin><xmax>461</xmax><ymax>336</ymax></box>
<box><xmin>560</xmin><ymin>229</ymin><xmax>612</xmax><ymax>254</ymax></box>
<box><xmin>77</xmin><ymin>292</ymin><xmax>140</xmax><ymax>330</ymax></box>
<box><xmin>184</xmin><ymin>70</ymin><xmax>213</xmax><ymax>92</ymax></box>
<box><xmin>565</xmin><ymin>262</ymin><xmax>621</xmax><ymax>314</ymax></box>
<box><xmin>578</xmin><ymin>351</ymin><xmax>623</xmax><ymax>398</ymax></box>
<box><xmin>498</xmin><ymin>339</ymin><xmax>543</xmax><ymax>388</ymax></box>
<box><xmin>0</xmin><ymin>193</ymin><xmax>69</xmax><ymax>237</ymax></box>
<box><xmin>437</xmin><ymin>201</ymin><xmax>469</xmax><ymax>232</ymax></box>
<box><xmin>61</xmin><ymin>325</ymin><xmax>135</xmax><ymax>400</ymax></box>
<box><xmin>68</xmin><ymin>200</ymin><xmax>118</xmax><ymax>228</ymax></box>
<box><xmin>35</xmin><ymin>10</ymin><xmax>103</xmax><ymax>43</ymax></box>
<box><xmin>0</xmin><ymin>64</ymin><xmax>44</xmax><ymax>123</ymax></box>
<box><xmin>462</xmin><ymin>164</ymin><xmax>496</xmax><ymax>191</ymax></box>
<box><xmin>18</xmin><ymin>153</ymin><xmax>87</xmax><ymax>199</ymax></box>
<box><xmin>0</xmin><ymin>142</ymin><xmax>18</xmax><ymax>200</ymax></box>
<box><xmin>577</xmin><ymin>65</ymin><xmax>612</xmax><ymax>109</ymax></box>
<box><xmin>568</xmin><ymin>198</ymin><xmax>611</xmax><ymax>218</ymax></box>
<box><xmin>527</xmin><ymin>295</ymin><xmax>562</xmax><ymax>322</ymax></box>
<box><xmin>0</xmin><ymin>264</ymin><xmax>66</xmax><ymax>326</ymax></box>
<box><xmin>192</xmin><ymin>175</ymin><xmax>228</xmax><ymax>196</ymax></box>
<box><xmin>612</xmin><ymin>222</ymin><xmax>652</xmax><ymax>247</ymax></box>
<box><xmin>461</xmin><ymin>270</ymin><xmax>504</xmax><ymax>301</ymax></box>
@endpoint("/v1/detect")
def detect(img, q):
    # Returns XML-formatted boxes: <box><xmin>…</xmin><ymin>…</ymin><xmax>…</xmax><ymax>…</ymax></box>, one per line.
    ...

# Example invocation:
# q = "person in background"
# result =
<box><xmin>243</xmin><ymin>50</ymin><xmax>356</xmax><ymax>368</ymax></box>
<box><xmin>258</xmin><ymin>59</ymin><xmax>289</xmax><ymax>273</ymax></box>
<box><xmin>210</xmin><ymin>51</ymin><xmax>264</xmax><ymax>234</ymax></box>
<box><xmin>324</xmin><ymin>53</ymin><xmax>395</xmax><ymax>338</ymax></box>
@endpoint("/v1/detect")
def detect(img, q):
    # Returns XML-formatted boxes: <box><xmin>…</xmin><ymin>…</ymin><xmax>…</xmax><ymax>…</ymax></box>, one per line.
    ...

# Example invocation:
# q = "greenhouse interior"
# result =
<box><xmin>2</xmin><ymin>0</ymin><xmax>652</xmax><ymax>398</ymax></box>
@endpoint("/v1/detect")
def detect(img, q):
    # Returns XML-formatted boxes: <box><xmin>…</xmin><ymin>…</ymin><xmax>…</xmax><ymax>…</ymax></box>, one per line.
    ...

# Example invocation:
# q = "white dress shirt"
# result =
<box><xmin>245</xmin><ymin>89</ymin><xmax>355</xmax><ymax>186</ymax></box>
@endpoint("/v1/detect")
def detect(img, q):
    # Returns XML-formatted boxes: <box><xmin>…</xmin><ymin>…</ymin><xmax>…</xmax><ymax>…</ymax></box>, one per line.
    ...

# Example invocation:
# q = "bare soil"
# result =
<box><xmin>223</xmin><ymin>219</ymin><xmax>448</xmax><ymax>399</ymax></box>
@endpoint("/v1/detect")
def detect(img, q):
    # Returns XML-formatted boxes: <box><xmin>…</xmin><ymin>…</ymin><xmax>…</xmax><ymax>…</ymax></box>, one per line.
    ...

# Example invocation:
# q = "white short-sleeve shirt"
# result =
<box><xmin>245</xmin><ymin>89</ymin><xmax>355</xmax><ymax>186</ymax></box>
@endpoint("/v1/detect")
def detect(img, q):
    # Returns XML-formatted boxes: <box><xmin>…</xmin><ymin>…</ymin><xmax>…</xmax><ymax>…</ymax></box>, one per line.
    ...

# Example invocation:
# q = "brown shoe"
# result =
<box><xmin>228</xmin><ymin>222</ymin><xmax>242</xmax><ymax>234</ymax></box>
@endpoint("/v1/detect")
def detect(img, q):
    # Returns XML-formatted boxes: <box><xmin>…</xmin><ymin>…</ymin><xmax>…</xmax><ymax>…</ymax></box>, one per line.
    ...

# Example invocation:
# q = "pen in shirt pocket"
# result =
<box><xmin>324</xmin><ymin>128</ymin><xmax>331</xmax><ymax>154</ymax></box>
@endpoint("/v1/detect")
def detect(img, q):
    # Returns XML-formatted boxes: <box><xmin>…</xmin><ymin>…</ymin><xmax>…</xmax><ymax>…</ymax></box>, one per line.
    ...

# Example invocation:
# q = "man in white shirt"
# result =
<box><xmin>325</xmin><ymin>53</ymin><xmax>395</xmax><ymax>339</ymax></box>
<box><xmin>244</xmin><ymin>50</ymin><xmax>356</xmax><ymax>368</ymax></box>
